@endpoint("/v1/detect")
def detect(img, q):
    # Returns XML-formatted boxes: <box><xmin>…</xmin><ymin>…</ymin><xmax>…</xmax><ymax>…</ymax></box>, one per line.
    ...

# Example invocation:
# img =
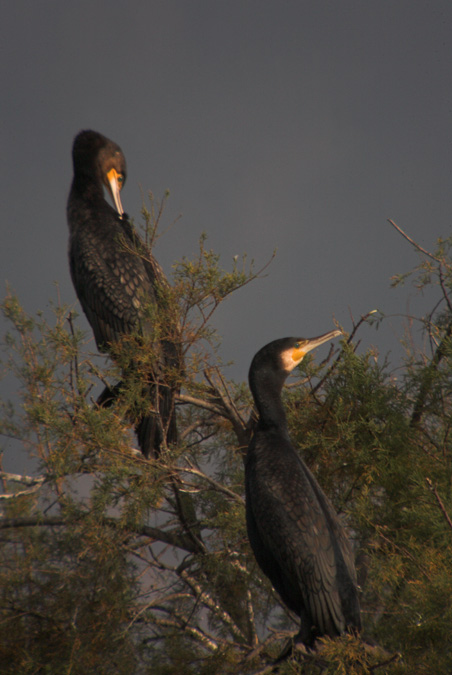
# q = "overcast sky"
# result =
<box><xmin>2</xmin><ymin>2</ymin><xmax>452</xmax><ymax>471</ymax></box>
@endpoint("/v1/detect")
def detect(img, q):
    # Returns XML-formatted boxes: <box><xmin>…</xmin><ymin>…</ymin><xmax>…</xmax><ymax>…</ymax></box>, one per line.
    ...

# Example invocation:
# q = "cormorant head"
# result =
<box><xmin>72</xmin><ymin>130</ymin><xmax>127</xmax><ymax>216</ymax></box>
<box><xmin>250</xmin><ymin>330</ymin><xmax>342</xmax><ymax>386</ymax></box>
<box><xmin>279</xmin><ymin>330</ymin><xmax>342</xmax><ymax>373</ymax></box>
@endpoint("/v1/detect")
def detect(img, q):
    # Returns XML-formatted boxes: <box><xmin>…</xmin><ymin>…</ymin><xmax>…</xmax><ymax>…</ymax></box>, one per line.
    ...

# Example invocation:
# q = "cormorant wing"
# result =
<box><xmin>69</xmin><ymin>213</ymin><xmax>159</xmax><ymax>350</ymax></box>
<box><xmin>247</xmin><ymin>432</ymin><xmax>350</xmax><ymax>636</ymax></box>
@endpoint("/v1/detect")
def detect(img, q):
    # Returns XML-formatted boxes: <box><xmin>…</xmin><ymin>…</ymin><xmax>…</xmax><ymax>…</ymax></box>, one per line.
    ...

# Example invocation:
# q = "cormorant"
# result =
<box><xmin>246</xmin><ymin>331</ymin><xmax>361</xmax><ymax>648</ymax></box>
<box><xmin>67</xmin><ymin>130</ymin><xmax>180</xmax><ymax>457</ymax></box>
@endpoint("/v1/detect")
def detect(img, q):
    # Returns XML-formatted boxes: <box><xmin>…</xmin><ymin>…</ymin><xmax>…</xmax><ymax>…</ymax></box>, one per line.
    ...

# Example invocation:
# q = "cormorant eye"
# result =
<box><xmin>117</xmin><ymin>174</ymin><xmax>124</xmax><ymax>185</ymax></box>
<box><xmin>294</xmin><ymin>342</ymin><xmax>301</xmax><ymax>349</ymax></box>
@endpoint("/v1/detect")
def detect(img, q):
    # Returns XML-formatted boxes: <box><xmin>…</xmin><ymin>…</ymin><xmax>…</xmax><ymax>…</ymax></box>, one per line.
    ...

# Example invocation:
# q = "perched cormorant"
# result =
<box><xmin>67</xmin><ymin>130</ymin><xmax>180</xmax><ymax>457</ymax></box>
<box><xmin>246</xmin><ymin>331</ymin><xmax>361</xmax><ymax>648</ymax></box>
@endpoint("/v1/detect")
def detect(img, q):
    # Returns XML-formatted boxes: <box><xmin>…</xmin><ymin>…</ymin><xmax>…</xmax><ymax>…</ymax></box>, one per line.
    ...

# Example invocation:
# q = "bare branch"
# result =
<box><xmin>169</xmin><ymin>462</ymin><xmax>245</xmax><ymax>505</ymax></box>
<box><xmin>0</xmin><ymin>515</ymin><xmax>201</xmax><ymax>554</ymax></box>
<box><xmin>426</xmin><ymin>478</ymin><xmax>452</xmax><ymax>531</ymax></box>
<box><xmin>203</xmin><ymin>368</ymin><xmax>249</xmax><ymax>445</ymax></box>
<box><xmin>177</xmin><ymin>393</ymin><xmax>225</xmax><ymax>417</ymax></box>
<box><xmin>0</xmin><ymin>471</ymin><xmax>45</xmax><ymax>486</ymax></box>
<box><xmin>388</xmin><ymin>219</ymin><xmax>440</xmax><ymax>262</ymax></box>
<box><xmin>0</xmin><ymin>472</ymin><xmax>45</xmax><ymax>500</ymax></box>
<box><xmin>179</xmin><ymin>568</ymin><xmax>247</xmax><ymax>642</ymax></box>
<box><xmin>151</xmin><ymin>615</ymin><xmax>219</xmax><ymax>652</ymax></box>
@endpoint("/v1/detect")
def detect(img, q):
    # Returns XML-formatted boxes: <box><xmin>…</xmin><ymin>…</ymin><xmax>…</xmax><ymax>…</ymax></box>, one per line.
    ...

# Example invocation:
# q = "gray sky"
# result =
<box><xmin>2</xmin><ymin>2</ymin><xmax>452</xmax><ymax>470</ymax></box>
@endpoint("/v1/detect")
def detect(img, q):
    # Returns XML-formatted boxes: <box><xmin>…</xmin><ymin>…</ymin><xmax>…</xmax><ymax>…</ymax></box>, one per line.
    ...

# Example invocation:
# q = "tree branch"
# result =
<box><xmin>177</xmin><ymin>392</ymin><xmax>224</xmax><ymax>417</ymax></box>
<box><xmin>387</xmin><ymin>219</ymin><xmax>440</xmax><ymax>262</ymax></box>
<box><xmin>0</xmin><ymin>471</ymin><xmax>45</xmax><ymax>486</ymax></box>
<box><xmin>0</xmin><ymin>472</ymin><xmax>45</xmax><ymax>500</ymax></box>
<box><xmin>167</xmin><ymin>461</ymin><xmax>245</xmax><ymax>505</ymax></box>
<box><xmin>0</xmin><ymin>515</ymin><xmax>200</xmax><ymax>554</ymax></box>
<box><xmin>410</xmin><ymin>320</ymin><xmax>452</xmax><ymax>427</ymax></box>
<box><xmin>426</xmin><ymin>478</ymin><xmax>452</xmax><ymax>531</ymax></box>
<box><xmin>179</xmin><ymin>568</ymin><xmax>246</xmax><ymax>643</ymax></box>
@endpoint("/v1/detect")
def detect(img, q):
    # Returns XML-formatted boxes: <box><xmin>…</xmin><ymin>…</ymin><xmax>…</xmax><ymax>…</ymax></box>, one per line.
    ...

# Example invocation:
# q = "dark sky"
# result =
<box><xmin>2</xmin><ymin>2</ymin><xmax>452</xmax><ymax>470</ymax></box>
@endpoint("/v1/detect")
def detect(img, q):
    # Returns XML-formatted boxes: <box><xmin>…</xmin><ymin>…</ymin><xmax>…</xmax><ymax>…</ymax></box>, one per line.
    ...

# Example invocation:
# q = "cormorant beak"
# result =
<box><xmin>291</xmin><ymin>329</ymin><xmax>342</xmax><ymax>364</ymax></box>
<box><xmin>106</xmin><ymin>168</ymin><xmax>125</xmax><ymax>217</ymax></box>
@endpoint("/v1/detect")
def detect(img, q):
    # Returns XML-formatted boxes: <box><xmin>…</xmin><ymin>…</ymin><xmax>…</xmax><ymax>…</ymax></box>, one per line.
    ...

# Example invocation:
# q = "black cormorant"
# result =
<box><xmin>246</xmin><ymin>331</ymin><xmax>361</xmax><ymax>648</ymax></box>
<box><xmin>67</xmin><ymin>130</ymin><xmax>180</xmax><ymax>458</ymax></box>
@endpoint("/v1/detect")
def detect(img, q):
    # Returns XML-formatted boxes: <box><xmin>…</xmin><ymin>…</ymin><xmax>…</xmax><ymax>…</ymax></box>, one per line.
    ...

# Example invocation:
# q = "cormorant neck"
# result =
<box><xmin>250</xmin><ymin>368</ymin><xmax>288</xmax><ymax>431</ymax></box>
<box><xmin>70</xmin><ymin>173</ymin><xmax>106</xmax><ymax>205</ymax></box>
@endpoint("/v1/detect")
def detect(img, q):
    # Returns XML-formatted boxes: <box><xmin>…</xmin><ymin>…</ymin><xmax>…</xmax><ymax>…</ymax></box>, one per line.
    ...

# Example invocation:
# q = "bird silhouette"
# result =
<box><xmin>246</xmin><ymin>331</ymin><xmax>361</xmax><ymax>648</ymax></box>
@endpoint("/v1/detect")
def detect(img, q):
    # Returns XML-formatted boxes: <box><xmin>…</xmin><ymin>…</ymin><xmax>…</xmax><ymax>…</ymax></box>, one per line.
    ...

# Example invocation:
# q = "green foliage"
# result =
<box><xmin>2</xmin><ymin>211</ymin><xmax>452</xmax><ymax>673</ymax></box>
<box><xmin>0</xmin><ymin>516</ymin><xmax>137</xmax><ymax>674</ymax></box>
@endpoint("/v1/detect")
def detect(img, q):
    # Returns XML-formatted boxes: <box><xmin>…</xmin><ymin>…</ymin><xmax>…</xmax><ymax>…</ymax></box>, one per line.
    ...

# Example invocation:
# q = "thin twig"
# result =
<box><xmin>177</xmin><ymin>393</ymin><xmax>224</xmax><ymax>417</ymax></box>
<box><xmin>369</xmin><ymin>652</ymin><xmax>400</xmax><ymax>672</ymax></box>
<box><xmin>426</xmin><ymin>478</ymin><xmax>452</xmax><ymax>531</ymax></box>
<box><xmin>410</xmin><ymin>320</ymin><xmax>452</xmax><ymax>427</ymax></box>
<box><xmin>161</xmin><ymin>461</ymin><xmax>245</xmax><ymax>505</ymax></box>
<box><xmin>311</xmin><ymin>310</ymin><xmax>376</xmax><ymax>396</ymax></box>
<box><xmin>204</xmin><ymin>368</ymin><xmax>249</xmax><ymax>445</ymax></box>
<box><xmin>388</xmin><ymin>219</ymin><xmax>440</xmax><ymax>262</ymax></box>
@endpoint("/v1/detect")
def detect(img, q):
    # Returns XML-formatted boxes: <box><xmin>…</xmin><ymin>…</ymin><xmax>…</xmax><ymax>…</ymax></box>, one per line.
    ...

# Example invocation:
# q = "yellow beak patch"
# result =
<box><xmin>105</xmin><ymin>168</ymin><xmax>124</xmax><ymax>216</ymax></box>
<box><xmin>107</xmin><ymin>168</ymin><xmax>120</xmax><ymax>184</ymax></box>
<box><xmin>292</xmin><ymin>346</ymin><xmax>307</xmax><ymax>362</ymax></box>
<box><xmin>281</xmin><ymin>345</ymin><xmax>307</xmax><ymax>371</ymax></box>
